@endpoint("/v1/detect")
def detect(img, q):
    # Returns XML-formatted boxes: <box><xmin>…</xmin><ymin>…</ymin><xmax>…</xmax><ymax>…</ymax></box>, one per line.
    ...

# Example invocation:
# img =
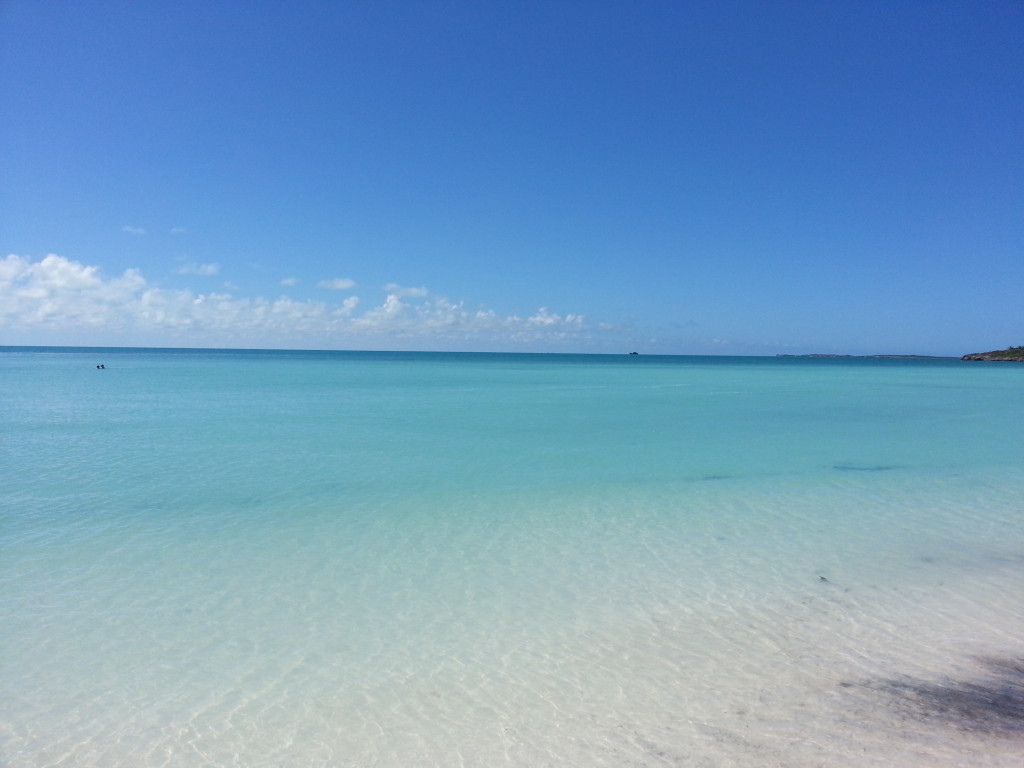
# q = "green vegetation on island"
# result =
<box><xmin>961</xmin><ymin>346</ymin><xmax>1024</xmax><ymax>362</ymax></box>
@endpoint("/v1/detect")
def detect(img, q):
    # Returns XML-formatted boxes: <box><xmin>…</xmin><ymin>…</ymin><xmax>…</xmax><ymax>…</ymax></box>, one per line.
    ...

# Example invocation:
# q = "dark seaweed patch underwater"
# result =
<box><xmin>849</xmin><ymin>656</ymin><xmax>1024</xmax><ymax>738</ymax></box>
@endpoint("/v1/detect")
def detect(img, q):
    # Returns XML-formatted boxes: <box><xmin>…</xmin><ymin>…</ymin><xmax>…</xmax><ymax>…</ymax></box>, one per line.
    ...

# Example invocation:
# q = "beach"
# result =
<box><xmin>2</xmin><ymin>348</ymin><xmax>1022</xmax><ymax>766</ymax></box>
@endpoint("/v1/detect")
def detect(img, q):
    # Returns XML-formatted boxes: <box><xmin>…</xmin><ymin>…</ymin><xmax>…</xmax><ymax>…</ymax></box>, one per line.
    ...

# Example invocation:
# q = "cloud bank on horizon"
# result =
<box><xmin>1</xmin><ymin>254</ymin><xmax>594</xmax><ymax>350</ymax></box>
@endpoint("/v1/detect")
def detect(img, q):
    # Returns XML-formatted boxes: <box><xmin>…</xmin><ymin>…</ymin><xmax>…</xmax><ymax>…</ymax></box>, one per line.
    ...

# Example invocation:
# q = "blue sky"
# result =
<box><xmin>2</xmin><ymin>1</ymin><xmax>1021</xmax><ymax>355</ymax></box>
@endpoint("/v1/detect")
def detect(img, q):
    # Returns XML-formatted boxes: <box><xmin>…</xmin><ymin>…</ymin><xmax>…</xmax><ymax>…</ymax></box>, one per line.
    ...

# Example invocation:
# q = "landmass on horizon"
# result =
<box><xmin>5</xmin><ymin>345</ymin><xmax>1022</xmax><ymax>362</ymax></box>
<box><xmin>776</xmin><ymin>354</ymin><xmax>955</xmax><ymax>360</ymax></box>
<box><xmin>776</xmin><ymin>346</ymin><xmax>1024</xmax><ymax>362</ymax></box>
<box><xmin>960</xmin><ymin>346</ymin><xmax>1024</xmax><ymax>362</ymax></box>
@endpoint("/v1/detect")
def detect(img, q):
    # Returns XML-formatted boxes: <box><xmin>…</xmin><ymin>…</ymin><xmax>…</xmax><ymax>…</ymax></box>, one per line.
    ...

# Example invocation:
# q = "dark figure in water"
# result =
<box><xmin>96</xmin><ymin>364</ymin><xmax>105</xmax><ymax>369</ymax></box>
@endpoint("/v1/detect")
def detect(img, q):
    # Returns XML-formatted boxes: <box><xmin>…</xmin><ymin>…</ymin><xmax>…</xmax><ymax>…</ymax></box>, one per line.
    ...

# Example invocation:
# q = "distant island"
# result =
<box><xmin>775</xmin><ymin>354</ymin><xmax>954</xmax><ymax>359</ymax></box>
<box><xmin>961</xmin><ymin>346</ymin><xmax>1024</xmax><ymax>362</ymax></box>
<box><xmin>776</xmin><ymin>347</ymin><xmax>1024</xmax><ymax>362</ymax></box>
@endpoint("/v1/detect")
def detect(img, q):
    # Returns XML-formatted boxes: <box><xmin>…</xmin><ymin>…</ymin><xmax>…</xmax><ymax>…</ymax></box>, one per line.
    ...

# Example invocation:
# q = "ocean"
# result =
<box><xmin>2</xmin><ymin>347</ymin><xmax>1022</xmax><ymax>767</ymax></box>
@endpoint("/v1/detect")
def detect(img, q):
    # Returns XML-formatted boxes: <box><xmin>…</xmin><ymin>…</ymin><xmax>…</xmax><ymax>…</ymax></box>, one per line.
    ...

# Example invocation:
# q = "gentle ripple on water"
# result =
<box><xmin>2</xmin><ymin>349</ymin><xmax>1023</xmax><ymax>766</ymax></box>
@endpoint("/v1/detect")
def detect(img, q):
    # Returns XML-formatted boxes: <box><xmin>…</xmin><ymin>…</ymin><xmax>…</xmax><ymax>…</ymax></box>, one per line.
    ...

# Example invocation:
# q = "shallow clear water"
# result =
<box><xmin>3</xmin><ymin>348</ymin><xmax>1023</xmax><ymax>766</ymax></box>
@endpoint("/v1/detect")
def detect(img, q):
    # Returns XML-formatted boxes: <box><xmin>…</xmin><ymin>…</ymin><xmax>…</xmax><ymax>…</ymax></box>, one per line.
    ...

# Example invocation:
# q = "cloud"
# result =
<box><xmin>280</xmin><ymin>277</ymin><xmax>298</xmax><ymax>287</ymax></box>
<box><xmin>383</xmin><ymin>283</ymin><xmax>428</xmax><ymax>298</ymax></box>
<box><xmin>336</xmin><ymin>296</ymin><xmax>360</xmax><ymax>316</ymax></box>
<box><xmin>317</xmin><ymin>277</ymin><xmax>356</xmax><ymax>290</ymax></box>
<box><xmin>169</xmin><ymin>227</ymin><xmax>187</xmax><ymax>235</ymax></box>
<box><xmin>1</xmin><ymin>254</ymin><xmax>602</xmax><ymax>350</ymax></box>
<box><xmin>176</xmin><ymin>262</ymin><xmax>220</xmax><ymax>276</ymax></box>
<box><xmin>121</xmin><ymin>225</ymin><xmax>145</xmax><ymax>235</ymax></box>
<box><xmin>350</xmin><ymin>289</ymin><xmax>587</xmax><ymax>343</ymax></box>
<box><xmin>1</xmin><ymin>254</ymin><xmax>147</xmax><ymax>329</ymax></box>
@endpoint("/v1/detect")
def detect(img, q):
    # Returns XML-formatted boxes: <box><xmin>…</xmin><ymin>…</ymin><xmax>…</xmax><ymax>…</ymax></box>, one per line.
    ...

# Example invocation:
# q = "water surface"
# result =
<box><xmin>3</xmin><ymin>348</ymin><xmax>1022</xmax><ymax>766</ymax></box>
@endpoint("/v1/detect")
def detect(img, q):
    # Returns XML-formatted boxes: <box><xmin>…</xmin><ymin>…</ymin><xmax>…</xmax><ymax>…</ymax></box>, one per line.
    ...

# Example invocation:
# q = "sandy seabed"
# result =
<box><xmin>6</xmin><ymin>546</ymin><xmax>1022</xmax><ymax>768</ymax></box>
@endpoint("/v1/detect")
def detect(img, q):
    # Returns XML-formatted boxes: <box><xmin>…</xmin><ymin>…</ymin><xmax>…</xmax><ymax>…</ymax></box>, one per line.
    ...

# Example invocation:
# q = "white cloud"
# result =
<box><xmin>383</xmin><ymin>283</ymin><xmax>428</xmax><ymax>298</ymax></box>
<box><xmin>336</xmin><ymin>296</ymin><xmax>360</xmax><ymax>316</ymax></box>
<box><xmin>121</xmin><ymin>225</ymin><xmax>146</xmax><ymax>235</ymax></box>
<box><xmin>1</xmin><ymin>254</ymin><xmax>603</xmax><ymax>350</ymax></box>
<box><xmin>280</xmin><ymin>277</ymin><xmax>298</xmax><ymax>287</ymax></box>
<box><xmin>170</xmin><ymin>227</ymin><xmax>187</xmax><ymax>235</ymax></box>
<box><xmin>350</xmin><ymin>289</ymin><xmax>588</xmax><ymax>343</ymax></box>
<box><xmin>317</xmin><ymin>277</ymin><xmax>356</xmax><ymax>290</ymax></box>
<box><xmin>1</xmin><ymin>254</ymin><xmax>146</xmax><ymax>330</ymax></box>
<box><xmin>176</xmin><ymin>262</ymin><xmax>220</xmax><ymax>276</ymax></box>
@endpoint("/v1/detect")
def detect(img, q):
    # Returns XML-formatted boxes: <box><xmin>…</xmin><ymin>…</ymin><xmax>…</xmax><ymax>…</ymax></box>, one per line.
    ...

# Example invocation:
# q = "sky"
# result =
<box><xmin>2</xmin><ymin>0</ymin><xmax>1021</xmax><ymax>355</ymax></box>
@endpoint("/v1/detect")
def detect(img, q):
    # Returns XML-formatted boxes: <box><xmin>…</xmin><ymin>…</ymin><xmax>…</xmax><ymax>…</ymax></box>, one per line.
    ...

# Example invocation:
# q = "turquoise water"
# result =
<box><xmin>3</xmin><ymin>348</ymin><xmax>1023</xmax><ymax>767</ymax></box>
